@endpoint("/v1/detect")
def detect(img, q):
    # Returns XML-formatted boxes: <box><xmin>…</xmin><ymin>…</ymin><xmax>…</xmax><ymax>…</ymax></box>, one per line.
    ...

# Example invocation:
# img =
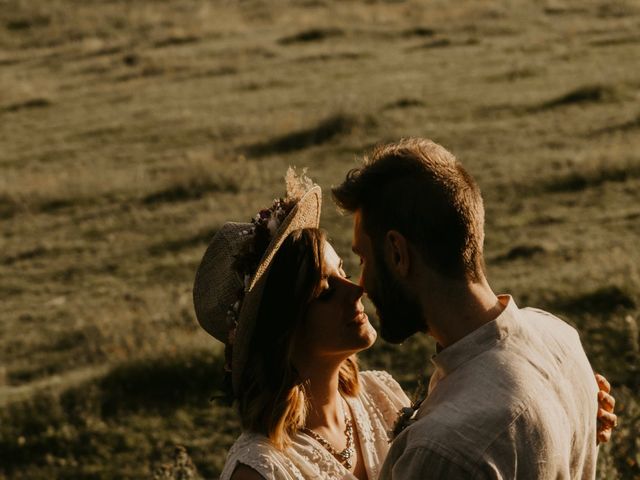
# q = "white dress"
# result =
<box><xmin>219</xmin><ymin>370</ymin><xmax>410</xmax><ymax>480</ymax></box>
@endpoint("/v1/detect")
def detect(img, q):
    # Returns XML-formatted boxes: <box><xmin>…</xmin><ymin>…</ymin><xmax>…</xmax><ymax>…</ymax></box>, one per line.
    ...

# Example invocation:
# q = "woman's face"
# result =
<box><xmin>294</xmin><ymin>241</ymin><xmax>377</xmax><ymax>360</ymax></box>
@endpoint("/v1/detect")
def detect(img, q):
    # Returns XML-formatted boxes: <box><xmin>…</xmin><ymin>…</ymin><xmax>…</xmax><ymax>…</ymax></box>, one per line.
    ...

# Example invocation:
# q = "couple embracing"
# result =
<box><xmin>193</xmin><ymin>138</ymin><xmax>616</xmax><ymax>479</ymax></box>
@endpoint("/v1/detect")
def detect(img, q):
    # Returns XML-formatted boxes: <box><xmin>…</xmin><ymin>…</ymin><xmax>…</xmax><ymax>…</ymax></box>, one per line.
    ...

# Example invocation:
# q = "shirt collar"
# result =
<box><xmin>431</xmin><ymin>295</ymin><xmax>520</xmax><ymax>376</ymax></box>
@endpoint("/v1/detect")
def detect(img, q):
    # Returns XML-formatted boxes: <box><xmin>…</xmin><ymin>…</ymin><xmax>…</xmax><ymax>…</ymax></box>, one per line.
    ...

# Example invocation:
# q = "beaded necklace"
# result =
<box><xmin>301</xmin><ymin>398</ymin><xmax>355</xmax><ymax>469</ymax></box>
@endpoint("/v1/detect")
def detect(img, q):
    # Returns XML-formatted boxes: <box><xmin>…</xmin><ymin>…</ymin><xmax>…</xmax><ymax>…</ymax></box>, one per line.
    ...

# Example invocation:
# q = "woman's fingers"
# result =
<box><xmin>598</xmin><ymin>408</ymin><xmax>618</xmax><ymax>428</ymax></box>
<box><xmin>597</xmin><ymin>427</ymin><xmax>612</xmax><ymax>444</ymax></box>
<box><xmin>598</xmin><ymin>390</ymin><xmax>616</xmax><ymax>413</ymax></box>
<box><xmin>596</xmin><ymin>409</ymin><xmax>617</xmax><ymax>445</ymax></box>
<box><xmin>595</xmin><ymin>373</ymin><xmax>611</xmax><ymax>393</ymax></box>
<box><xmin>594</xmin><ymin>373</ymin><xmax>617</xmax><ymax>445</ymax></box>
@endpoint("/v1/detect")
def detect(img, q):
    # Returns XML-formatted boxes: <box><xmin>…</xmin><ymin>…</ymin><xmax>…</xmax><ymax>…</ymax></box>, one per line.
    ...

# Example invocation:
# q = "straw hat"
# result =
<box><xmin>193</xmin><ymin>168</ymin><xmax>321</xmax><ymax>394</ymax></box>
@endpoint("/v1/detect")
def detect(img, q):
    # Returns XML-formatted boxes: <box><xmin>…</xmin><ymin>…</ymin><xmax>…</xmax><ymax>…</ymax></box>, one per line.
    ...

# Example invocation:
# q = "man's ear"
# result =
<box><xmin>385</xmin><ymin>230</ymin><xmax>410</xmax><ymax>277</ymax></box>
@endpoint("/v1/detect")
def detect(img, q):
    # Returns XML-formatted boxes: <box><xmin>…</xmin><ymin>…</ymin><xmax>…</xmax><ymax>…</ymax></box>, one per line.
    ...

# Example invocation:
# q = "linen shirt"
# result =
<box><xmin>380</xmin><ymin>295</ymin><xmax>599</xmax><ymax>480</ymax></box>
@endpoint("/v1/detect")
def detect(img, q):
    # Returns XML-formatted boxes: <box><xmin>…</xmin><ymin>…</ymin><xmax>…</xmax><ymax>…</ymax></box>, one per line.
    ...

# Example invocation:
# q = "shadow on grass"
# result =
<box><xmin>540</xmin><ymin>162</ymin><xmax>640</xmax><ymax>193</ymax></box>
<box><xmin>293</xmin><ymin>52</ymin><xmax>368</xmax><ymax>63</ymax></box>
<box><xmin>549</xmin><ymin>286</ymin><xmax>636</xmax><ymax>316</ymax></box>
<box><xmin>153</xmin><ymin>35</ymin><xmax>200</xmax><ymax>49</ymax></box>
<box><xmin>405</xmin><ymin>38</ymin><xmax>452</xmax><ymax>50</ymax></box>
<box><xmin>530</xmin><ymin>84</ymin><xmax>618</xmax><ymax>111</ymax></box>
<box><xmin>0</xmin><ymin>350</ymin><xmax>226</xmax><ymax>474</ymax></box>
<box><xmin>590</xmin><ymin>35</ymin><xmax>640</xmax><ymax>47</ymax></box>
<box><xmin>494</xmin><ymin>243</ymin><xmax>548</xmax><ymax>263</ymax></box>
<box><xmin>5</xmin><ymin>15</ymin><xmax>51</xmax><ymax>30</ymax></box>
<box><xmin>592</xmin><ymin>114</ymin><xmax>640</xmax><ymax>135</ymax></box>
<box><xmin>98</xmin><ymin>351</ymin><xmax>225</xmax><ymax>417</ymax></box>
<box><xmin>0</xmin><ymin>246</ymin><xmax>51</xmax><ymax>265</ymax></box>
<box><xmin>2</xmin><ymin>97</ymin><xmax>52</xmax><ymax>113</ymax></box>
<box><xmin>245</xmin><ymin>113</ymin><xmax>376</xmax><ymax>157</ymax></box>
<box><xmin>277</xmin><ymin>27</ymin><xmax>344</xmax><ymax>45</ymax></box>
<box><xmin>382</xmin><ymin>97</ymin><xmax>425</xmax><ymax>110</ymax></box>
<box><xmin>142</xmin><ymin>178</ymin><xmax>239</xmax><ymax>206</ymax></box>
<box><xmin>401</xmin><ymin>27</ymin><xmax>436</xmax><ymax>38</ymax></box>
<box><xmin>0</xmin><ymin>193</ymin><xmax>21</xmax><ymax>219</ymax></box>
<box><xmin>148</xmin><ymin>228</ymin><xmax>218</xmax><ymax>256</ymax></box>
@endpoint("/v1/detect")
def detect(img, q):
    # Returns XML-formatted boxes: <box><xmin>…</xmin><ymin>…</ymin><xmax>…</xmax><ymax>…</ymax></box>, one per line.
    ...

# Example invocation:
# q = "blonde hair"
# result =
<box><xmin>237</xmin><ymin>228</ymin><xmax>360</xmax><ymax>449</ymax></box>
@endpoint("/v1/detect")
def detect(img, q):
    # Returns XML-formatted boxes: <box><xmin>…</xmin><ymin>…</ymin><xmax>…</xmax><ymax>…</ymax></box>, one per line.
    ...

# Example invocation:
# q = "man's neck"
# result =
<box><xmin>420</xmin><ymin>275</ymin><xmax>504</xmax><ymax>349</ymax></box>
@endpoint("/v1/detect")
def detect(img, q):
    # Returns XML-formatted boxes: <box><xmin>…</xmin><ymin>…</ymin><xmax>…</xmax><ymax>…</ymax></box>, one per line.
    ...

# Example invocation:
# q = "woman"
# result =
<box><xmin>193</xmin><ymin>169</ymin><xmax>616</xmax><ymax>480</ymax></box>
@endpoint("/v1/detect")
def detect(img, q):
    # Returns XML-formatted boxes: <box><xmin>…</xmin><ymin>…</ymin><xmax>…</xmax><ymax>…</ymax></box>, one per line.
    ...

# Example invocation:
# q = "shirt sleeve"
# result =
<box><xmin>383</xmin><ymin>445</ymin><xmax>481</xmax><ymax>480</ymax></box>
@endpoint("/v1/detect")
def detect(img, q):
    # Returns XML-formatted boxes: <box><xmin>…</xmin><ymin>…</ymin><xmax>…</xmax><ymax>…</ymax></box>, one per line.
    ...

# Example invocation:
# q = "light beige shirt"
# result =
<box><xmin>381</xmin><ymin>295</ymin><xmax>599</xmax><ymax>480</ymax></box>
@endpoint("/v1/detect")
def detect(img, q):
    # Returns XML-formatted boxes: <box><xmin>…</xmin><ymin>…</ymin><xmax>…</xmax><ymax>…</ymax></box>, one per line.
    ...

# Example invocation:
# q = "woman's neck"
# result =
<box><xmin>296</xmin><ymin>357</ymin><xmax>345</xmax><ymax>430</ymax></box>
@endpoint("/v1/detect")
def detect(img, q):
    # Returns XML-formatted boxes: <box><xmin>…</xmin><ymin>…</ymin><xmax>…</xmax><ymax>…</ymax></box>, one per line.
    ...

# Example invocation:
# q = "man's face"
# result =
<box><xmin>352</xmin><ymin>210</ymin><xmax>425</xmax><ymax>344</ymax></box>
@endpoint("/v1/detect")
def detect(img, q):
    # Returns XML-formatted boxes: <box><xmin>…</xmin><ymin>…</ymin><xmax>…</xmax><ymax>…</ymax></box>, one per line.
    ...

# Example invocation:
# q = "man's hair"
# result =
<box><xmin>238</xmin><ymin>228</ymin><xmax>359</xmax><ymax>449</ymax></box>
<box><xmin>332</xmin><ymin>138</ymin><xmax>486</xmax><ymax>281</ymax></box>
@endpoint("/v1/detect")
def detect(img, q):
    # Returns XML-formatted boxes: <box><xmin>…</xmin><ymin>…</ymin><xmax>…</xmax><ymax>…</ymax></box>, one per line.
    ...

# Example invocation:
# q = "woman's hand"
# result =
<box><xmin>595</xmin><ymin>373</ymin><xmax>617</xmax><ymax>444</ymax></box>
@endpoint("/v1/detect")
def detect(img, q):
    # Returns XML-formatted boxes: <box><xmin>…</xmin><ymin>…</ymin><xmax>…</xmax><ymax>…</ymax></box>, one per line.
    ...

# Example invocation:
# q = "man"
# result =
<box><xmin>332</xmin><ymin>138</ymin><xmax>616</xmax><ymax>478</ymax></box>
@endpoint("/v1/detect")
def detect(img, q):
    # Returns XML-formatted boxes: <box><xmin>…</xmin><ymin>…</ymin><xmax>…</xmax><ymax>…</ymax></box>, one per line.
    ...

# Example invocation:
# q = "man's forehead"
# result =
<box><xmin>352</xmin><ymin>210</ymin><xmax>365</xmax><ymax>253</ymax></box>
<box><xmin>353</xmin><ymin>209</ymin><xmax>363</xmax><ymax>234</ymax></box>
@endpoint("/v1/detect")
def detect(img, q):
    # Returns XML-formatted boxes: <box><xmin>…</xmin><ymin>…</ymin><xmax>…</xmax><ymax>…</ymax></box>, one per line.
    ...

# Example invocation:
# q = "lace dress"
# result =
<box><xmin>219</xmin><ymin>370</ymin><xmax>410</xmax><ymax>480</ymax></box>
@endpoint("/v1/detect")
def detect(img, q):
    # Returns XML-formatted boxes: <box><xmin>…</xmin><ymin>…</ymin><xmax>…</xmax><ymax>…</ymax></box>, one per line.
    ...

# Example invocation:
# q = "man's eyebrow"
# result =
<box><xmin>351</xmin><ymin>245</ymin><xmax>360</xmax><ymax>255</ymax></box>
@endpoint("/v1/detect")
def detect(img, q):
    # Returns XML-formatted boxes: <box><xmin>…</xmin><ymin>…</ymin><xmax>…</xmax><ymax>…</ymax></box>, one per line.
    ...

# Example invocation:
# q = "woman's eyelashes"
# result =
<box><xmin>316</xmin><ymin>264</ymin><xmax>356</xmax><ymax>300</ymax></box>
<box><xmin>317</xmin><ymin>284</ymin><xmax>335</xmax><ymax>301</ymax></box>
<box><xmin>317</xmin><ymin>272</ymin><xmax>351</xmax><ymax>301</ymax></box>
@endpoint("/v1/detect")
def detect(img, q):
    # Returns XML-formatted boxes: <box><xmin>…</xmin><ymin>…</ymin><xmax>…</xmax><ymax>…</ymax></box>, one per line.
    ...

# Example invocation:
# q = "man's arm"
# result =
<box><xmin>387</xmin><ymin>446</ymin><xmax>479</xmax><ymax>480</ymax></box>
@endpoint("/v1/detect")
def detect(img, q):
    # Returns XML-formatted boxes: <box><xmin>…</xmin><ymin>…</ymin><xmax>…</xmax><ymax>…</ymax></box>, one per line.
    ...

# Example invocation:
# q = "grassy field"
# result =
<box><xmin>1</xmin><ymin>0</ymin><xmax>639</xmax><ymax>478</ymax></box>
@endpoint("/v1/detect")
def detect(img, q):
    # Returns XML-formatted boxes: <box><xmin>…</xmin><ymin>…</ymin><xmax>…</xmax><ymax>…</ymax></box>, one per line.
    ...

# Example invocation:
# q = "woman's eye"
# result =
<box><xmin>318</xmin><ymin>287</ymin><xmax>334</xmax><ymax>301</ymax></box>
<box><xmin>359</xmin><ymin>257</ymin><xmax>364</xmax><ymax>266</ymax></box>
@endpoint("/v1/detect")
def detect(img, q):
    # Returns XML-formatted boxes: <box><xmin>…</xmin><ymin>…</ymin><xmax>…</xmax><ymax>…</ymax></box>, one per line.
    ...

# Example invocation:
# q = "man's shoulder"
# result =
<box><xmin>520</xmin><ymin>306</ymin><xmax>579</xmax><ymax>336</ymax></box>
<box><xmin>383</xmin><ymin>401</ymin><xmax>529</xmax><ymax>478</ymax></box>
<box><xmin>518</xmin><ymin>305</ymin><xmax>587</xmax><ymax>356</ymax></box>
<box><xmin>408</xmin><ymin>386</ymin><xmax>529</xmax><ymax>446</ymax></box>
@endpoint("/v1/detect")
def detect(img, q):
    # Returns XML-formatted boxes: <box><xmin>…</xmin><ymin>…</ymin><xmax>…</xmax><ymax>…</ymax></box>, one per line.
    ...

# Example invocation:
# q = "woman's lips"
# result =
<box><xmin>349</xmin><ymin>312</ymin><xmax>368</xmax><ymax>326</ymax></box>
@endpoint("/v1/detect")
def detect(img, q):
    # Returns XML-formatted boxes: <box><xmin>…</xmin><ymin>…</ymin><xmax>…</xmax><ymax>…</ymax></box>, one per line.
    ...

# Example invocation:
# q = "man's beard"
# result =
<box><xmin>368</xmin><ymin>251</ymin><xmax>426</xmax><ymax>344</ymax></box>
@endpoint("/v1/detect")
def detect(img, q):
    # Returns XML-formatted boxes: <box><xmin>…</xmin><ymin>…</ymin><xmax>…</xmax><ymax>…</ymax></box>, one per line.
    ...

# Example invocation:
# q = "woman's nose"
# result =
<box><xmin>349</xmin><ymin>281</ymin><xmax>364</xmax><ymax>301</ymax></box>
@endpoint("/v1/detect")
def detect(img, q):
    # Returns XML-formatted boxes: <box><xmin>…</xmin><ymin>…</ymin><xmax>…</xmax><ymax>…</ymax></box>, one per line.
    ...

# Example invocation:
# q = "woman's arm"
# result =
<box><xmin>230</xmin><ymin>463</ymin><xmax>267</xmax><ymax>480</ymax></box>
<box><xmin>595</xmin><ymin>373</ymin><xmax>617</xmax><ymax>444</ymax></box>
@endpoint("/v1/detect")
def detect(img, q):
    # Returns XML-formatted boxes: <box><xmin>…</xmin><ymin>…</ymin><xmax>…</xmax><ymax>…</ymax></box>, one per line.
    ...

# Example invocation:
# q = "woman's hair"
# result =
<box><xmin>236</xmin><ymin>227</ymin><xmax>360</xmax><ymax>449</ymax></box>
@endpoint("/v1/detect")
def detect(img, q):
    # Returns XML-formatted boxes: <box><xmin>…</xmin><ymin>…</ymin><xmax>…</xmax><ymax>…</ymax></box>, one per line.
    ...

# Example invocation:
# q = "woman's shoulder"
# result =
<box><xmin>360</xmin><ymin>369</ymin><xmax>400</xmax><ymax>389</ymax></box>
<box><xmin>359</xmin><ymin>370</ymin><xmax>410</xmax><ymax>407</ymax></box>
<box><xmin>220</xmin><ymin>432</ymin><xmax>285</xmax><ymax>480</ymax></box>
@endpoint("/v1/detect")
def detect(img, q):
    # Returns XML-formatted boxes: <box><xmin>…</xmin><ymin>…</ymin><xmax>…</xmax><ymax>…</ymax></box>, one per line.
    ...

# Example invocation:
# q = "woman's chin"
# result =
<box><xmin>358</xmin><ymin>324</ymin><xmax>378</xmax><ymax>349</ymax></box>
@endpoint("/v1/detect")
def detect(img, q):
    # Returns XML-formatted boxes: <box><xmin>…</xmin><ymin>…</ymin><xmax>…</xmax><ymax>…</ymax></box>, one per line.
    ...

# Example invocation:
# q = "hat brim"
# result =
<box><xmin>231</xmin><ymin>185</ymin><xmax>322</xmax><ymax>394</ymax></box>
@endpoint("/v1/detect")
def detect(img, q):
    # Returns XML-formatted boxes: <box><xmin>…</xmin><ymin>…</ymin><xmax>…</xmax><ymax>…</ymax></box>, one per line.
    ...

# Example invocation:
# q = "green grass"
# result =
<box><xmin>1</xmin><ymin>0</ymin><xmax>639</xmax><ymax>478</ymax></box>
